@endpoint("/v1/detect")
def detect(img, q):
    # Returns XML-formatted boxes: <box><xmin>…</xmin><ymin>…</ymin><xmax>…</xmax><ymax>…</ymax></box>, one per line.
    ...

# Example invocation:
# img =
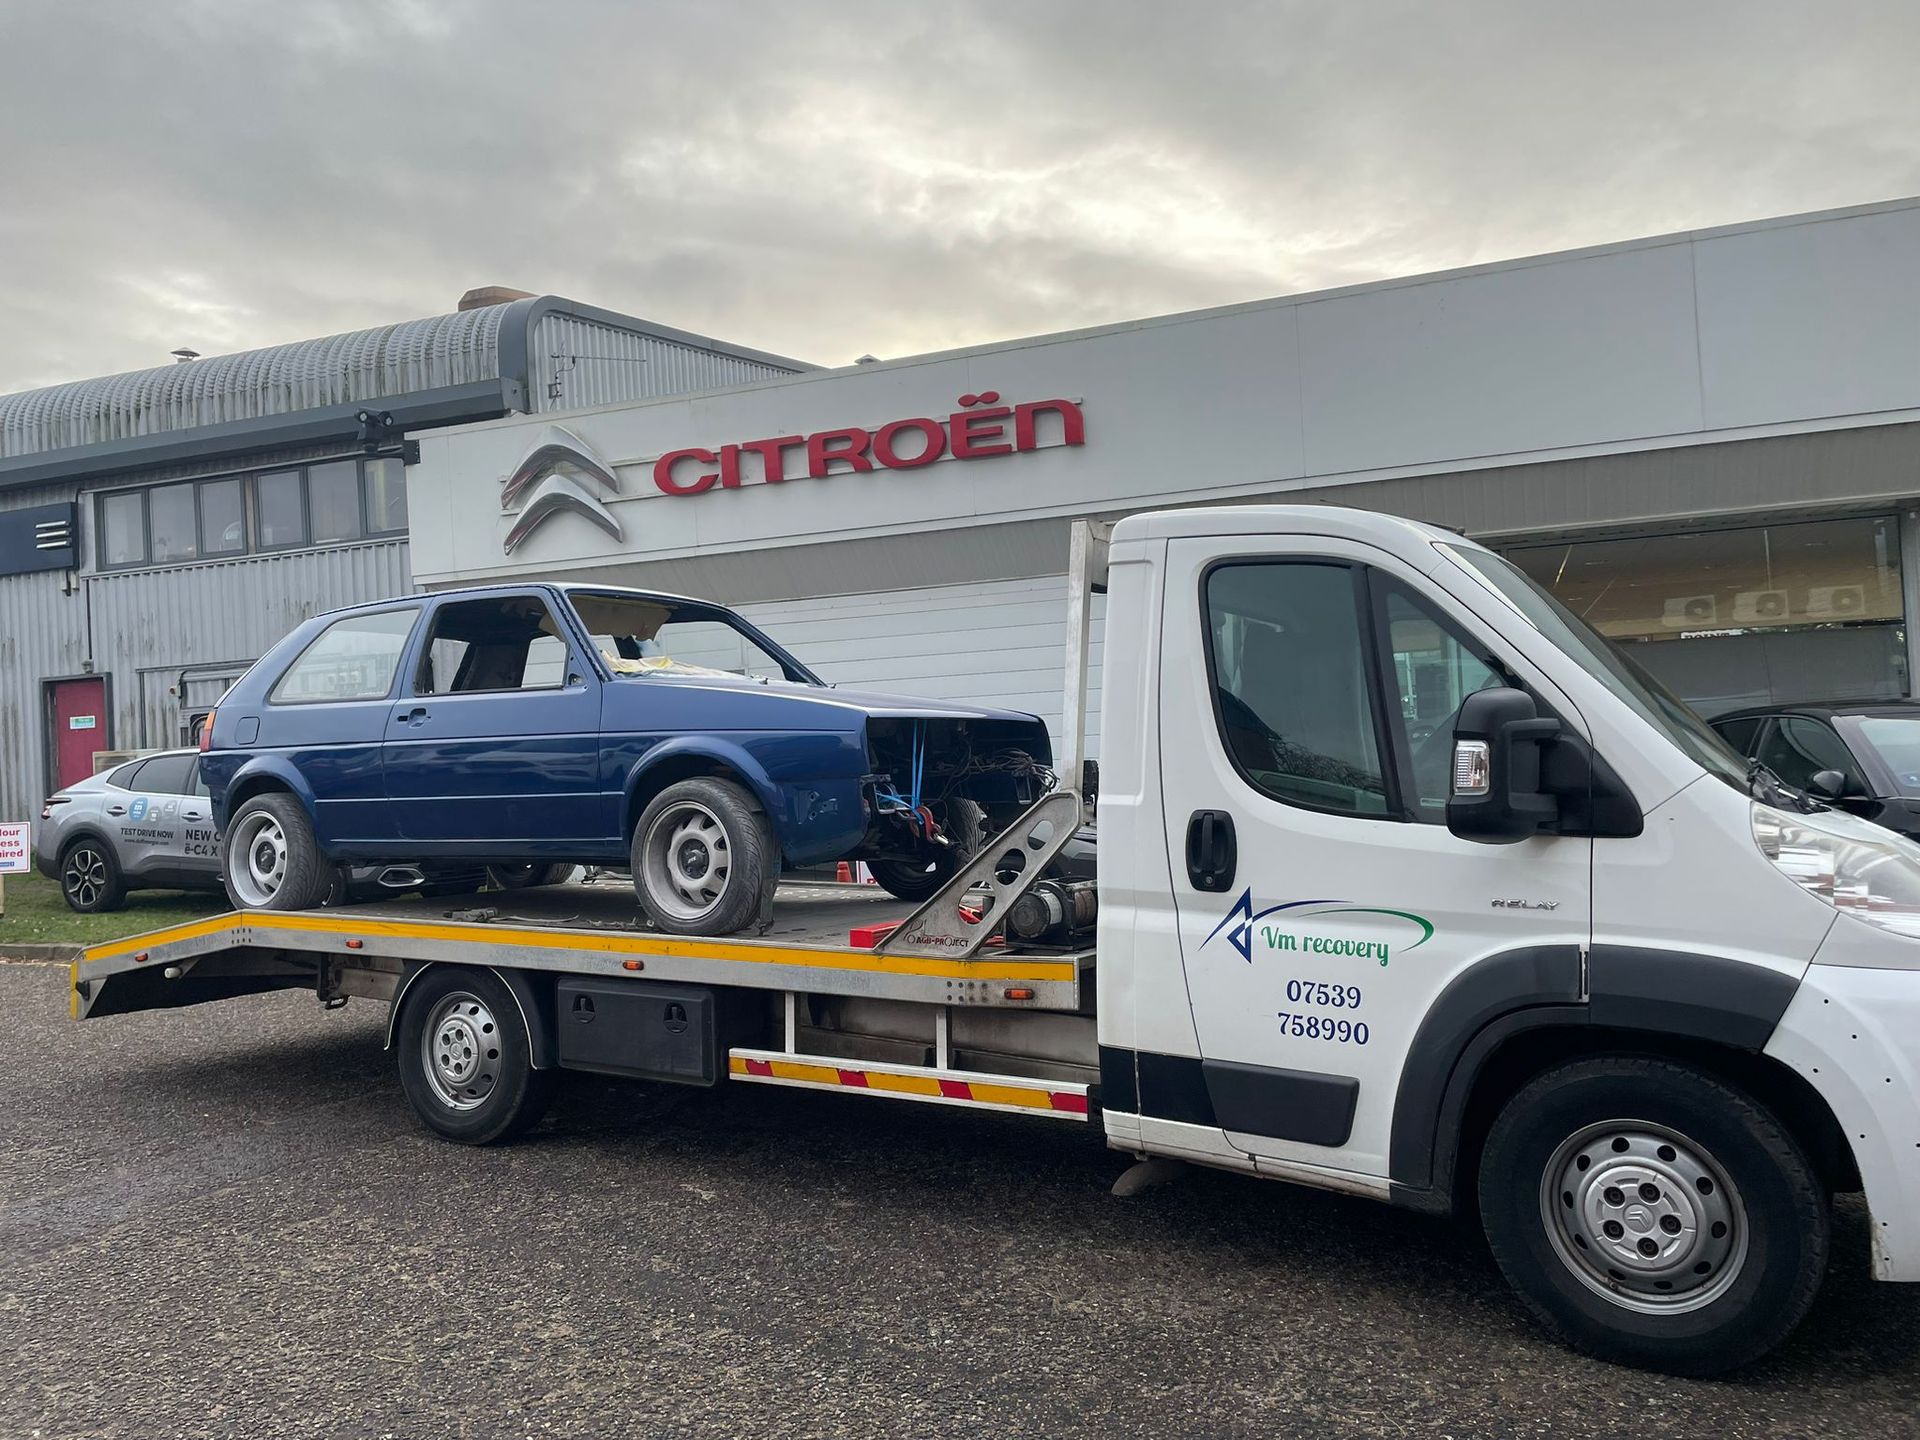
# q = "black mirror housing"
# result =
<box><xmin>1446</xmin><ymin>687</ymin><xmax>1562</xmax><ymax>844</ymax></box>
<box><xmin>1807</xmin><ymin>768</ymin><xmax>1848</xmax><ymax>801</ymax></box>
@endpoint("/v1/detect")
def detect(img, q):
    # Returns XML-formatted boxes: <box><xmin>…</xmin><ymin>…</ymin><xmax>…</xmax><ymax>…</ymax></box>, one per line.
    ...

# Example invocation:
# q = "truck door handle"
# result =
<box><xmin>1186</xmin><ymin>809</ymin><xmax>1237</xmax><ymax>892</ymax></box>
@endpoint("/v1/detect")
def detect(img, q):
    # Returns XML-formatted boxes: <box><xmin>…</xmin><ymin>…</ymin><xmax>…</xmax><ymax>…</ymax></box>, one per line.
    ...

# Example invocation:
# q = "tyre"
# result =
<box><xmin>486</xmin><ymin>862</ymin><xmax>574</xmax><ymax>890</ymax></box>
<box><xmin>395</xmin><ymin>967</ymin><xmax>554</xmax><ymax>1144</ymax></box>
<box><xmin>1478</xmin><ymin>1055</ymin><xmax>1829</xmax><ymax>1375</ymax></box>
<box><xmin>59</xmin><ymin>838</ymin><xmax>126</xmax><ymax>913</ymax></box>
<box><xmin>221</xmin><ymin>793</ymin><xmax>334</xmax><ymax>911</ymax></box>
<box><xmin>867</xmin><ymin>798</ymin><xmax>986</xmax><ymax>904</ymax></box>
<box><xmin>632</xmin><ymin>777</ymin><xmax>774</xmax><ymax>936</ymax></box>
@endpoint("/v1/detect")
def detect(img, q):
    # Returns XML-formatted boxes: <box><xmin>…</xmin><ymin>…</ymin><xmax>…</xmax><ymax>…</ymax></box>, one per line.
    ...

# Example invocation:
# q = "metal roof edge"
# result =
<box><xmin>0</xmin><ymin>378</ymin><xmax>513</xmax><ymax>492</ymax></box>
<box><xmin>497</xmin><ymin>296</ymin><xmax>819</xmax><ymax>386</ymax></box>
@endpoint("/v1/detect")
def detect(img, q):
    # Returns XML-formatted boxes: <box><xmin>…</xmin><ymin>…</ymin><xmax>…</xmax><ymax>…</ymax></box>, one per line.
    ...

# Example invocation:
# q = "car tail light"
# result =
<box><xmin>199</xmin><ymin>708</ymin><xmax>215</xmax><ymax>751</ymax></box>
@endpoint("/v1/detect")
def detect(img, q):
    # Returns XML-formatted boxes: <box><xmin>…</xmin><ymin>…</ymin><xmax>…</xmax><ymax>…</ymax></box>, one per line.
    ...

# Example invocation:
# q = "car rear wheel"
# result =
<box><xmin>60</xmin><ymin>839</ymin><xmax>125</xmax><ymax>913</ymax></box>
<box><xmin>222</xmin><ymin>793</ymin><xmax>333</xmax><ymax>911</ymax></box>
<box><xmin>632</xmin><ymin>777</ymin><xmax>773</xmax><ymax>936</ymax></box>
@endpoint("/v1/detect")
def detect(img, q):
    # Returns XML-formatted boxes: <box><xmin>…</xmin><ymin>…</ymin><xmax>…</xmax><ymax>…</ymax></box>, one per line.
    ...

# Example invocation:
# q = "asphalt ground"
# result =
<box><xmin>3</xmin><ymin>963</ymin><xmax>1918</xmax><ymax>1440</ymax></box>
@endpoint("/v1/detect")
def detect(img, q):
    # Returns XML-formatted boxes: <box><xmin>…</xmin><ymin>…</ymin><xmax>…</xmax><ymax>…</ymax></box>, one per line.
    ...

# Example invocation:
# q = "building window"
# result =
<box><xmin>1506</xmin><ymin>515</ymin><xmax>1907</xmax><ymax>716</ymax></box>
<box><xmin>364</xmin><ymin>457</ymin><xmax>407</xmax><ymax>534</ymax></box>
<box><xmin>309</xmin><ymin>460</ymin><xmax>363</xmax><ymax>544</ymax></box>
<box><xmin>199</xmin><ymin>477</ymin><xmax>246</xmax><ymax>555</ymax></box>
<box><xmin>99</xmin><ymin>490</ymin><xmax>145</xmax><ymax>567</ymax></box>
<box><xmin>95</xmin><ymin>456</ymin><xmax>408</xmax><ymax>570</ymax></box>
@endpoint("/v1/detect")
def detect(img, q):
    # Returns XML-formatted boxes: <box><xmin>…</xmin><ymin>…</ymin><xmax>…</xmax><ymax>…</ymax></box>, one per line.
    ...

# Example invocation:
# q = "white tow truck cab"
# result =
<box><xmin>72</xmin><ymin>506</ymin><xmax>1920</xmax><ymax>1375</ymax></box>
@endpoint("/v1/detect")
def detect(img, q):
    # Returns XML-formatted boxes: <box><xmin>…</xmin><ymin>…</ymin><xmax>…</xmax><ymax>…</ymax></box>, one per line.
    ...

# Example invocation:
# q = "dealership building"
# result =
<box><xmin>4</xmin><ymin>197</ymin><xmax>1919</xmax><ymax>822</ymax></box>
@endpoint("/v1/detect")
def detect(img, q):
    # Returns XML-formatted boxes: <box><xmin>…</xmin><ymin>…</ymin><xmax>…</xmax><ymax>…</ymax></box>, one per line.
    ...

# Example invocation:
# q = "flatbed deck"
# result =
<box><xmin>72</xmin><ymin>879</ymin><xmax>1095</xmax><ymax>1021</ymax></box>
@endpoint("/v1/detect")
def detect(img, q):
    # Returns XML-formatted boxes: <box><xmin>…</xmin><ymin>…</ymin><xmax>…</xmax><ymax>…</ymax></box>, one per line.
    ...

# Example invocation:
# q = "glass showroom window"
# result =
<box><xmin>1507</xmin><ymin>516</ymin><xmax>1906</xmax><ymax>716</ymax></box>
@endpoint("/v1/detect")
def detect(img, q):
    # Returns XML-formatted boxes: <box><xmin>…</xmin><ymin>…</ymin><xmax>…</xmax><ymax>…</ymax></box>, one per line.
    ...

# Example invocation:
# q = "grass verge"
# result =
<box><xmin>0</xmin><ymin>870</ymin><xmax>226</xmax><ymax>949</ymax></box>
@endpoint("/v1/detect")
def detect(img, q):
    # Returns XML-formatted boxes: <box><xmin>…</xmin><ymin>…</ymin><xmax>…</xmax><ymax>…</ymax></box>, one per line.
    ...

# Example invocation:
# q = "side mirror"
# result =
<box><xmin>1446</xmin><ymin>687</ymin><xmax>1563</xmax><ymax>845</ymax></box>
<box><xmin>1806</xmin><ymin>769</ymin><xmax>1848</xmax><ymax>802</ymax></box>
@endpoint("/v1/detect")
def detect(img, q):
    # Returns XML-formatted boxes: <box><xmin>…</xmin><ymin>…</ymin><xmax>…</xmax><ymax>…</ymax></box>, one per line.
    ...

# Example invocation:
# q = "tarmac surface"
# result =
<box><xmin>3</xmin><ymin>961</ymin><xmax>1918</xmax><ymax>1439</ymax></box>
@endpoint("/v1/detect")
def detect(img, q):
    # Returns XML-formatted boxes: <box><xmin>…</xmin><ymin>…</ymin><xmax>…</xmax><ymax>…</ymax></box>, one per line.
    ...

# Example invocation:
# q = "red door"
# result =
<box><xmin>49</xmin><ymin>677</ymin><xmax>107</xmax><ymax>791</ymax></box>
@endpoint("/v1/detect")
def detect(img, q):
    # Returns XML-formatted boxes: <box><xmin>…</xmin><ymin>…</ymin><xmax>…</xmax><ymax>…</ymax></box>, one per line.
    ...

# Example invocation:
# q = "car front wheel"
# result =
<box><xmin>60</xmin><ymin>839</ymin><xmax>126</xmax><ymax>913</ymax></box>
<box><xmin>221</xmin><ymin>793</ymin><xmax>334</xmax><ymax>911</ymax></box>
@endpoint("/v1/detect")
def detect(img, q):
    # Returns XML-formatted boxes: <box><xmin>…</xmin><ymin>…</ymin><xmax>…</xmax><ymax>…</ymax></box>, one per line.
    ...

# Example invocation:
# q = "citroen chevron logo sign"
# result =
<box><xmin>501</xmin><ymin>424</ymin><xmax>624</xmax><ymax>555</ymax></box>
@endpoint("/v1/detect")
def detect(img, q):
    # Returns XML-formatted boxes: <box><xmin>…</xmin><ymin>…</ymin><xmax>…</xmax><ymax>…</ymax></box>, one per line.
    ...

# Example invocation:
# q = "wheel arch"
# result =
<box><xmin>219</xmin><ymin>760</ymin><xmax>318</xmax><ymax>831</ymax></box>
<box><xmin>623</xmin><ymin>740</ymin><xmax>785</xmax><ymax>848</ymax></box>
<box><xmin>386</xmin><ymin>961</ymin><xmax>557</xmax><ymax>1070</ymax></box>
<box><xmin>1391</xmin><ymin>946</ymin><xmax>1856</xmax><ymax>1216</ymax></box>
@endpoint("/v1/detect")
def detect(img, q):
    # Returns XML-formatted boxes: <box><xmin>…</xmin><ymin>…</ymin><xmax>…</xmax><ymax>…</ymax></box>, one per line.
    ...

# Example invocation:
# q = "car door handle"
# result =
<box><xmin>184</xmin><ymin>810</ymin><xmax>206</xmax><ymax>822</ymax></box>
<box><xmin>1186</xmin><ymin>809</ymin><xmax>1237</xmax><ymax>892</ymax></box>
<box><xmin>106</xmin><ymin>804</ymin><xmax>127</xmax><ymax>816</ymax></box>
<box><xmin>395</xmin><ymin>707</ymin><xmax>430</xmax><ymax>726</ymax></box>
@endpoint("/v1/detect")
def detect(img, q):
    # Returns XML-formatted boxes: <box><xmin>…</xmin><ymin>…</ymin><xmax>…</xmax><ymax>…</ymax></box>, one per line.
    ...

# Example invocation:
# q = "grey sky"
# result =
<box><xmin>1</xmin><ymin>0</ymin><xmax>1916</xmax><ymax>395</ymax></box>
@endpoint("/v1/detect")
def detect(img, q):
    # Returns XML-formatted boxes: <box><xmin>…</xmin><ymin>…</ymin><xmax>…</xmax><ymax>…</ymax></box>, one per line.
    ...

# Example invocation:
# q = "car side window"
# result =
<box><xmin>271</xmin><ymin>608</ymin><xmax>420</xmax><ymax>704</ymax></box>
<box><xmin>1380</xmin><ymin>583</ymin><xmax>1506</xmax><ymax>823</ymax></box>
<box><xmin>1713</xmin><ymin>716</ymin><xmax>1765</xmax><ymax>756</ymax></box>
<box><xmin>418</xmin><ymin>595</ymin><xmax>573</xmax><ymax>696</ymax></box>
<box><xmin>1204</xmin><ymin>561</ymin><xmax>1389</xmax><ymax>817</ymax></box>
<box><xmin>129</xmin><ymin>753</ymin><xmax>194</xmax><ymax>794</ymax></box>
<box><xmin>1757</xmin><ymin>717</ymin><xmax>1858</xmax><ymax>791</ymax></box>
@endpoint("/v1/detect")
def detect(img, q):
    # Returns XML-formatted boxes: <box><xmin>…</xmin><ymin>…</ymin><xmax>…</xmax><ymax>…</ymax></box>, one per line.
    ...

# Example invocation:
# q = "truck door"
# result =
<box><xmin>1157</xmin><ymin>536</ymin><xmax>1592</xmax><ymax>1181</ymax></box>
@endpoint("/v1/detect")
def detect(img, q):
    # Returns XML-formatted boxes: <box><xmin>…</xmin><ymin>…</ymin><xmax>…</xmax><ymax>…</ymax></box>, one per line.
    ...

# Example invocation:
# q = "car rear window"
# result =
<box><xmin>271</xmin><ymin>608</ymin><xmax>420</xmax><ymax>704</ymax></box>
<box><xmin>127</xmin><ymin>753</ymin><xmax>194</xmax><ymax>794</ymax></box>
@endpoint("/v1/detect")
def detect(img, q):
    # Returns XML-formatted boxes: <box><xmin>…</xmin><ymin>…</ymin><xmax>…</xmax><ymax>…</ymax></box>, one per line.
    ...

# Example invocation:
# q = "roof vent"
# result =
<box><xmin>169</xmin><ymin>348</ymin><xmax>200</xmax><ymax>364</ymax></box>
<box><xmin>458</xmin><ymin>286</ymin><xmax>536</xmax><ymax>312</ymax></box>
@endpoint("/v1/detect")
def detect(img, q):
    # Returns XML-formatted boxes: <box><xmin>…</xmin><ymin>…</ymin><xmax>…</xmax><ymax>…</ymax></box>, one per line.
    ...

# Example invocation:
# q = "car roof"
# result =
<box><xmin>300</xmin><ymin>581</ymin><xmax>715</xmax><ymax>625</ymax></box>
<box><xmin>1711</xmin><ymin>698</ymin><xmax>1920</xmax><ymax>723</ymax></box>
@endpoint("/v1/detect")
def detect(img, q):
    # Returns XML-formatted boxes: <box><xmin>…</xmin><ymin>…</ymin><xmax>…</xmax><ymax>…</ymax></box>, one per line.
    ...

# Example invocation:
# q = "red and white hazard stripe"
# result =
<box><xmin>728</xmin><ymin>1048</ymin><xmax>1090</xmax><ymax>1121</ymax></box>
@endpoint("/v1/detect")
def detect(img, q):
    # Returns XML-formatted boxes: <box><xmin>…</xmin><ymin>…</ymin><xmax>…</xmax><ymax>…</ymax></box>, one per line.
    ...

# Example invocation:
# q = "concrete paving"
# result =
<box><xmin>2</xmin><ymin>963</ymin><xmax>1917</xmax><ymax>1439</ymax></box>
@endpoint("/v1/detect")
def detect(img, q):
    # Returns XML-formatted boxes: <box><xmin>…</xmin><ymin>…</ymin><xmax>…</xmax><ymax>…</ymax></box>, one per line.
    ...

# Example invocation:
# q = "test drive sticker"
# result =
<box><xmin>1204</xmin><ymin>887</ymin><xmax>1434</xmax><ymax>967</ymax></box>
<box><xmin>128</xmin><ymin>796</ymin><xmax>149</xmax><ymax>822</ymax></box>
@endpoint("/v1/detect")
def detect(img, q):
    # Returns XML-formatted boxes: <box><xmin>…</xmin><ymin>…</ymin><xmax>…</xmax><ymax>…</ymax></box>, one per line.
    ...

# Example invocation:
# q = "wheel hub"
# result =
<box><xmin>1542</xmin><ymin>1122</ymin><xmax>1746</xmax><ymax>1314</ymax></box>
<box><xmin>641</xmin><ymin>801</ymin><xmax>734</xmax><ymax>922</ymax></box>
<box><xmin>419</xmin><ymin>992</ymin><xmax>500</xmax><ymax>1111</ymax></box>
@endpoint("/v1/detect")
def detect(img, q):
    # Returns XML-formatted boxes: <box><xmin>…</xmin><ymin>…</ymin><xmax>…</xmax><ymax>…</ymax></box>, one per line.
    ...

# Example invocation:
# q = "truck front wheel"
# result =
<box><xmin>1478</xmin><ymin>1055</ymin><xmax>1829</xmax><ymax>1376</ymax></box>
<box><xmin>396</xmin><ymin>968</ymin><xmax>554</xmax><ymax>1144</ymax></box>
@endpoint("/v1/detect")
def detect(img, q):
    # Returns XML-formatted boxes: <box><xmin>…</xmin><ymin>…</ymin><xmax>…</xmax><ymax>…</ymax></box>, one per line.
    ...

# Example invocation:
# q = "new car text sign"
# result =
<box><xmin>0</xmin><ymin>822</ymin><xmax>28</xmax><ymax>873</ymax></box>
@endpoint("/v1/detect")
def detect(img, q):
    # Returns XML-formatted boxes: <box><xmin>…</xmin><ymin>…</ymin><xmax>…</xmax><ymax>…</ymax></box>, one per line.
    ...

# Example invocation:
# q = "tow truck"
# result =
<box><xmin>69</xmin><ymin>508</ymin><xmax>1920</xmax><ymax>1375</ymax></box>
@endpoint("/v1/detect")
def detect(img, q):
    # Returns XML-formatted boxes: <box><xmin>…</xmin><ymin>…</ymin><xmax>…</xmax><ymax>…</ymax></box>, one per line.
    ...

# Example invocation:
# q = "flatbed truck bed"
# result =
<box><xmin>73</xmin><ymin>878</ymin><xmax>1100</xmax><ymax>1122</ymax></box>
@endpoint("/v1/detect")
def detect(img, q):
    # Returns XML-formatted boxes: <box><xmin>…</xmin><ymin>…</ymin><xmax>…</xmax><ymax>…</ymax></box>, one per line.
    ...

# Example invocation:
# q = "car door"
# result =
<box><xmin>114</xmin><ymin>753</ymin><xmax>191</xmax><ymax>882</ymax></box>
<box><xmin>177</xmin><ymin>760</ymin><xmax>220</xmax><ymax>879</ymax></box>
<box><xmin>1156</xmin><ymin>535</ymin><xmax>1593</xmax><ymax>1181</ymax></box>
<box><xmin>383</xmin><ymin>591</ymin><xmax>605</xmax><ymax>848</ymax></box>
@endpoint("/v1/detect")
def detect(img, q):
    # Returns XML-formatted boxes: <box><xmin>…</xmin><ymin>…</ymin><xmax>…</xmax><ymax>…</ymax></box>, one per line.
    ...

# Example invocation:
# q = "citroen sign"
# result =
<box><xmin>501</xmin><ymin>425</ymin><xmax>624</xmax><ymax>554</ymax></box>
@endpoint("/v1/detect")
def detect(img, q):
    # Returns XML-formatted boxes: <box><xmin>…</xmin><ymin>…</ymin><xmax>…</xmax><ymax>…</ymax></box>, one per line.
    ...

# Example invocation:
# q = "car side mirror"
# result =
<box><xmin>1807</xmin><ymin>769</ymin><xmax>1849</xmax><ymax>802</ymax></box>
<box><xmin>1446</xmin><ymin>687</ymin><xmax>1563</xmax><ymax>845</ymax></box>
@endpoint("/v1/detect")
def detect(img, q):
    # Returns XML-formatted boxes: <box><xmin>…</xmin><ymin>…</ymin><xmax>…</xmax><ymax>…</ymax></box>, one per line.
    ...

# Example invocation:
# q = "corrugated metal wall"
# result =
<box><xmin>531</xmin><ymin>313</ymin><xmax>799</xmax><ymax>413</ymax></box>
<box><xmin>738</xmin><ymin>576</ymin><xmax>1104</xmax><ymax>760</ymax></box>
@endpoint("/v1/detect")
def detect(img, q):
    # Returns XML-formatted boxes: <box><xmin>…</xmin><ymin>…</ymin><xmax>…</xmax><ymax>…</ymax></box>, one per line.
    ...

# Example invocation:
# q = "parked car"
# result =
<box><xmin>36</xmin><ymin>749</ymin><xmax>223</xmax><ymax>912</ymax></box>
<box><xmin>1710</xmin><ymin>698</ymin><xmax>1920</xmax><ymax>838</ymax></box>
<box><xmin>200</xmin><ymin>584</ymin><xmax>1056</xmax><ymax>934</ymax></box>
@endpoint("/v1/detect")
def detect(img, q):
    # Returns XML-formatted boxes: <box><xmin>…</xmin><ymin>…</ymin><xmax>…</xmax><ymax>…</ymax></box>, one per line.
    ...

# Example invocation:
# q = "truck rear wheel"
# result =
<box><xmin>396</xmin><ymin>968</ymin><xmax>554</xmax><ymax>1144</ymax></box>
<box><xmin>632</xmin><ymin>777</ymin><xmax>773</xmax><ymax>936</ymax></box>
<box><xmin>1479</xmin><ymin>1055</ymin><xmax>1829</xmax><ymax>1375</ymax></box>
<box><xmin>222</xmin><ymin>793</ymin><xmax>333</xmax><ymax>911</ymax></box>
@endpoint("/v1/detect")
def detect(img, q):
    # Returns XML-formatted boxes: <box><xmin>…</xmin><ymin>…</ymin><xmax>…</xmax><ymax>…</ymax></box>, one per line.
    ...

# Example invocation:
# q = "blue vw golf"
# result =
<box><xmin>200</xmin><ymin>584</ymin><xmax>1054</xmax><ymax>934</ymax></box>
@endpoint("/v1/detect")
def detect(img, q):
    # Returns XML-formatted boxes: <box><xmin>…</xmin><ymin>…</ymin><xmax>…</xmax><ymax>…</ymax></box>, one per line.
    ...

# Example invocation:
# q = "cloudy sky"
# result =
<box><xmin>1</xmin><ymin>0</ymin><xmax>1917</xmax><ymax>394</ymax></box>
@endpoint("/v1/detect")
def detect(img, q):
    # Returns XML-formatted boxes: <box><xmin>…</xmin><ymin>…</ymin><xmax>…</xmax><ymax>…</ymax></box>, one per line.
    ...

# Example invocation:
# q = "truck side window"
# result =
<box><xmin>1203</xmin><ymin>562</ymin><xmax>1389</xmax><ymax>817</ymax></box>
<box><xmin>1381</xmin><ymin>583</ymin><xmax>1505</xmax><ymax>822</ymax></box>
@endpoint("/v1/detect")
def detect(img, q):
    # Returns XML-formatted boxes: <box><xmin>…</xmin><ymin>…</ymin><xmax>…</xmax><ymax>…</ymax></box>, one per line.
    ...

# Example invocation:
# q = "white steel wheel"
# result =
<box><xmin>641</xmin><ymin>800</ymin><xmax>734</xmax><ymax>924</ymax></box>
<box><xmin>1539</xmin><ymin>1120</ymin><xmax>1748</xmax><ymax>1315</ymax></box>
<box><xmin>228</xmin><ymin>808</ymin><xmax>291</xmax><ymax>908</ymax></box>
<box><xmin>420</xmin><ymin>991</ymin><xmax>503</xmax><ymax>1112</ymax></box>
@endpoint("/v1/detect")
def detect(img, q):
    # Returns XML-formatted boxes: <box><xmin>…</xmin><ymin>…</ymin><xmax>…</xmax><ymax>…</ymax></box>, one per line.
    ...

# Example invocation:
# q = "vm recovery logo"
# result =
<box><xmin>501</xmin><ymin>424</ymin><xmax>624</xmax><ymax>555</ymax></box>
<box><xmin>1204</xmin><ymin>887</ymin><xmax>1434</xmax><ymax>967</ymax></box>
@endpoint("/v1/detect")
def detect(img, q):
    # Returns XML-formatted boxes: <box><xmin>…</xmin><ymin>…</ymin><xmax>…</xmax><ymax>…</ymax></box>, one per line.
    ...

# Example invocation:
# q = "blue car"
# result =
<box><xmin>199</xmin><ymin>584</ymin><xmax>1054</xmax><ymax>934</ymax></box>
